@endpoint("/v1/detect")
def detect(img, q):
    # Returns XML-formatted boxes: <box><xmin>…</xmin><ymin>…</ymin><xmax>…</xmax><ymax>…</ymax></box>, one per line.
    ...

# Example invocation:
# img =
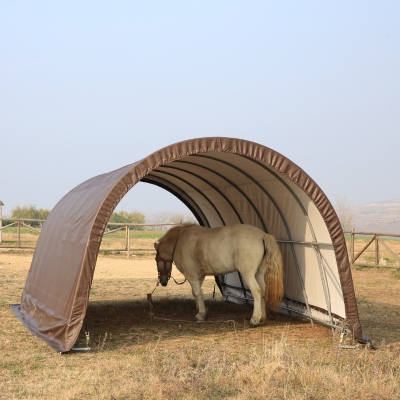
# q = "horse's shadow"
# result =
<box><xmin>72</xmin><ymin>297</ymin><xmax>308</xmax><ymax>352</ymax></box>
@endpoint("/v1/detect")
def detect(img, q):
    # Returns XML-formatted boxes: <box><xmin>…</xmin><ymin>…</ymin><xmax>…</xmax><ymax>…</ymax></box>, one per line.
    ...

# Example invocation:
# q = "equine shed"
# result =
<box><xmin>11</xmin><ymin>137</ymin><xmax>368</xmax><ymax>352</ymax></box>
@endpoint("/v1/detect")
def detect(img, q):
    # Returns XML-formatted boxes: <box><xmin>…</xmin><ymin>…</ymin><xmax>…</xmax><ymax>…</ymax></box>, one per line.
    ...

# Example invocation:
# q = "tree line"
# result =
<box><xmin>2</xmin><ymin>204</ymin><xmax>51</xmax><ymax>227</ymax></box>
<box><xmin>1</xmin><ymin>204</ymin><xmax>197</xmax><ymax>230</ymax></box>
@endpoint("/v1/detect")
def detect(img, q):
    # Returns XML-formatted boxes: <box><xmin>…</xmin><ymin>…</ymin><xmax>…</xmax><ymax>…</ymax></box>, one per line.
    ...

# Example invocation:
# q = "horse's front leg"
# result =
<box><xmin>188</xmin><ymin>276</ymin><xmax>206</xmax><ymax>321</ymax></box>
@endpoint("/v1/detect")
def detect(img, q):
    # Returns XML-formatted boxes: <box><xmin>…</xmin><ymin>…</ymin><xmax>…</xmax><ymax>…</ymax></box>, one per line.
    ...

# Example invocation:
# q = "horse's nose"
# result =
<box><xmin>161</xmin><ymin>282</ymin><xmax>167</xmax><ymax>287</ymax></box>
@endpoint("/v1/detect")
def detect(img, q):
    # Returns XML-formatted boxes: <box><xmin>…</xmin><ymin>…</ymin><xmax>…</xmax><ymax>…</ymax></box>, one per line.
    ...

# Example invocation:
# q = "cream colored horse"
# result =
<box><xmin>154</xmin><ymin>224</ymin><xmax>284</xmax><ymax>326</ymax></box>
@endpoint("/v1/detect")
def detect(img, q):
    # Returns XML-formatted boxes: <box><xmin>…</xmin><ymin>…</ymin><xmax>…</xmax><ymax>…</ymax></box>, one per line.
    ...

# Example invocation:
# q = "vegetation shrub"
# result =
<box><xmin>108</xmin><ymin>210</ymin><xmax>145</xmax><ymax>230</ymax></box>
<box><xmin>9</xmin><ymin>204</ymin><xmax>51</xmax><ymax>226</ymax></box>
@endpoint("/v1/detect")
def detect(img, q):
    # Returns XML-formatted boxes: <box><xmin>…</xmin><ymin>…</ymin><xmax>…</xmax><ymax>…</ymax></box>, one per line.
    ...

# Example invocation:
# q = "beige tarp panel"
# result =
<box><xmin>11</xmin><ymin>137</ymin><xmax>365</xmax><ymax>352</ymax></box>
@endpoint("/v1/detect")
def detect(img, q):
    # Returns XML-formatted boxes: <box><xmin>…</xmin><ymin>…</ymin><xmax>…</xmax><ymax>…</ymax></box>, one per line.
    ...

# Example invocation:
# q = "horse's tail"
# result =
<box><xmin>263</xmin><ymin>234</ymin><xmax>284</xmax><ymax>313</ymax></box>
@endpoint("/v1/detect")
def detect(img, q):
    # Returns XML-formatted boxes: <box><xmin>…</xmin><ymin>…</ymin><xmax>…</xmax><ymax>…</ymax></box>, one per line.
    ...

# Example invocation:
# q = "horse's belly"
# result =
<box><xmin>199</xmin><ymin>261</ymin><xmax>236</xmax><ymax>276</ymax></box>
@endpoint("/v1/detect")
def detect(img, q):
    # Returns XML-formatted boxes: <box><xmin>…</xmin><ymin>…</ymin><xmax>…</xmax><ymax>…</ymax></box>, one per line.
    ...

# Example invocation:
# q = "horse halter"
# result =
<box><xmin>155</xmin><ymin>250</ymin><xmax>173</xmax><ymax>279</ymax></box>
<box><xmin>155</xmin><ymin>227</ymin><xmax>187</xmax><ymax>283</ymax></box>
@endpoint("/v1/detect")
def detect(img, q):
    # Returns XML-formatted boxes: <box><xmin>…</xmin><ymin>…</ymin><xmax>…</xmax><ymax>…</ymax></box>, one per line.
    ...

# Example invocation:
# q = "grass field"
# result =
<box><xmin>1</xmin><ymin>232</ymin><xmax>400</xmax><ymax>399</ymax></box>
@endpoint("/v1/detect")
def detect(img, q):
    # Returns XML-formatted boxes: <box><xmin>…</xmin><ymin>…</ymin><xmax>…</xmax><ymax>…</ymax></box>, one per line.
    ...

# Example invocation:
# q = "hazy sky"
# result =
<box><xmin>1</xmin><ymin>1</ymin><xmax>399</xmax><ymax>217</ymax></box>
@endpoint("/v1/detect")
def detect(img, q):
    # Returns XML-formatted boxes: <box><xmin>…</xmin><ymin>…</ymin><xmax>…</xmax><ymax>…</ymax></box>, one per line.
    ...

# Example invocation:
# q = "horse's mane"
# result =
<box><xmin>158</xmin><ymin>223</ymin><xmax>198</xmax><ymax>245</ymax></box>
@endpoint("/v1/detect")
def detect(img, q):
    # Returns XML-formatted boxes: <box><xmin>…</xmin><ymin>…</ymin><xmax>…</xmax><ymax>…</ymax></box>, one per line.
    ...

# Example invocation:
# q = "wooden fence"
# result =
<box><xmin>0</xmin><ymin>218</ymin><xmax>45</xmax><ymax>248</ymax></box>
<box><xmin>344</xmin><ymin>228</ymin><xmax>400</xmax><ymax>269</ymax></box>
<box><xmin>2</xmin><ymin>219</ymin><xmax>399</xmax><ymax>267</ymax></box>
<box><xmin>0</xmin><ymin>218</ymin><xmax>181</xmax><ymax>259</ymax></box>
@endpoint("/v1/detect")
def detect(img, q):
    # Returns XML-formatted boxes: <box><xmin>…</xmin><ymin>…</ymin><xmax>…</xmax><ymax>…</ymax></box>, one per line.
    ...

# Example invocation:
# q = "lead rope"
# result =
<box><xmin>151</xmin><ymin>280</ymin><xmax>160</xmax><ymax>294</ymax></box>
<box><xmin>170</xmin><ymin>276</ymin><xmax>187</xmax><ymax>285</ymax></box>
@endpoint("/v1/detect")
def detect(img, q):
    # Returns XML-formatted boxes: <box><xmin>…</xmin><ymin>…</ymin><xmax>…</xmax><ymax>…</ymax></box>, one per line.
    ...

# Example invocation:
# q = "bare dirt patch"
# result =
<box><xmin>0</xmin><ymin>252</ymin><xmax>213</xmax><ymax>282</ymax></box>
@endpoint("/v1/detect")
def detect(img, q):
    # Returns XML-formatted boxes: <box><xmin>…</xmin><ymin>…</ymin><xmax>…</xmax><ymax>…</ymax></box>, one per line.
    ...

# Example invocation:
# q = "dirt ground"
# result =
<box><xmin>0</xmin><ymin>251</ymin><xmax>212</xmax><ymax>308</ymax></box>
<box><xmin>0</xmin><ymin>253</ymin><xmax>215</xmax><ymax>282</ymax></box>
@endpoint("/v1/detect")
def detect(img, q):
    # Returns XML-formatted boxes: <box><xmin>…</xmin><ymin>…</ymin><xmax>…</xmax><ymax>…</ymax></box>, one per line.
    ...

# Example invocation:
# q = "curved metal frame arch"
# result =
<box><xmin>141</xmin><ymin>176</ymin><xmax>210</xmax><ymax>228</ymax></box>
<box><xmin>173</xmin><ymin>160</ymin><xmax>268</xmax><ymax>232</ymax></box>
<box><xmin>158</xmin><ymin>165</ymin><xmax>243</xmax><ymax>224</ymax></box>
<box><xmin>149</xmin><ymin>170</ymin><xmax>225</xmax><ymax>225</ymax></box>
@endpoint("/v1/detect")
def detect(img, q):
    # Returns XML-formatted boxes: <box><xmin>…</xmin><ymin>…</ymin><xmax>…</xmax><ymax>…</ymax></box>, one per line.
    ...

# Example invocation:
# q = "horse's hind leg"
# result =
<box><xmin>240</xmin><ymin>272</ymin><xmax>263</xmax><ymax>326</ymax></box>
<box><xmin>255</xmin><ymin>269</ymin><xmax>267</xmax><ymax>323</ymax></box>
<box><xmin>188</xmin><ymin>276</ymin><xmax>207</xmax><ymax>321</ymax></box>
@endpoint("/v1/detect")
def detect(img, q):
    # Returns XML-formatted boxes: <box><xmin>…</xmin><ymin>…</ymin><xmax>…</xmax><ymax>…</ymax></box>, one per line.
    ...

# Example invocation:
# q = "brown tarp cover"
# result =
<box><xmin>12</xmin><ymin>137</ymin><xmax>364</xmax><ymax>352</ymax></box>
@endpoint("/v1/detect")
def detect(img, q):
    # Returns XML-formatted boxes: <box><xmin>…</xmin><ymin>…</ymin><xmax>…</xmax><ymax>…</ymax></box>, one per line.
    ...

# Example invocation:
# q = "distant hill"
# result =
<box><xmin>352</xmin><ymin>199</ymin><xmax>400</xmax><ymax>233</ymax></box>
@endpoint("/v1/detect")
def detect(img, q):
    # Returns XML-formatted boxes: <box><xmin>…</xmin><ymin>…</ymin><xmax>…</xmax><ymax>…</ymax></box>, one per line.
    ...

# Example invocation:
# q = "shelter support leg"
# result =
<box><xmin>290</xmin><ymin>243</ymin><xmax>314</xmax><ymax>327</ymax></box>
<box><xmin>313</xmin><ymin>245</ymin><xmax>334</xmax><ymax>327</ymax></box>
<box><xmin>237</xmin><ymin>271</ymin><xmax>249</xmax><ymax>305</ymax></box>
<box><xmin>283</xmin><ymin>293</ymin><xmax>292</xmax><ymax>318</ymax></box>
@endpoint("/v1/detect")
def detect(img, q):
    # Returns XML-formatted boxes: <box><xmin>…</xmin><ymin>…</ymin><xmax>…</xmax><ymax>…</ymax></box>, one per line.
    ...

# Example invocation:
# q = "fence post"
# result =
<box><xmin>18</xmin><ymin>221</ymin><xmax>20</xmax><ymax>247</ymax></box>
<box><xmin>350</xmin><ymin>228</ymin><xmax>354</xmax><ymax>264</ymax></box>
<box><xmin>0</xmin><ymin>200</ymin><xmax>3</xmax><ymax>244</ymax></box>
<box><xmin>126</xmin><ymin>225</ymin><xmax>130</xmax><ymax>259</ymax></box>
<box><xmin>375</xmin><ymin>235</ymin><xmax>379</xmax><ymax>266</ymax></box>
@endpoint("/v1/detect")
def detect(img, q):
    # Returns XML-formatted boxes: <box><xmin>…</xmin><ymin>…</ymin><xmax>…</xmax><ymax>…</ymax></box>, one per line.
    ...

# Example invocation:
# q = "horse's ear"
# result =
<box><xmin>154</xmin><ymin>242</ymin><xmax>159</xmax><ymax>250</ymax></box>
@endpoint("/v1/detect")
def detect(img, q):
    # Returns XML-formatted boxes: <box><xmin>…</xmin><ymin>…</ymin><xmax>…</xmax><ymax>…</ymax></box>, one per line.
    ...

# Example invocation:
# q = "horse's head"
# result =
<box><xmin>154</xmin><ymin>242</ymin><xmax>172</xmax><ymax>286</ymax></box>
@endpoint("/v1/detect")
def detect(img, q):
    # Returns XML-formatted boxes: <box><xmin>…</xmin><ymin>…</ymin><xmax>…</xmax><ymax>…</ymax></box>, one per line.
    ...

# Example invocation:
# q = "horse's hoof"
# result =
<box><xmin>195</xmin><ymin>313</ymin><xmax>206</xmax><ymax>321</ymax></box>
<box><xmin>249</xmin><ymin>318</ymin><xmax>261</xmax><ymax>327</ymax></box>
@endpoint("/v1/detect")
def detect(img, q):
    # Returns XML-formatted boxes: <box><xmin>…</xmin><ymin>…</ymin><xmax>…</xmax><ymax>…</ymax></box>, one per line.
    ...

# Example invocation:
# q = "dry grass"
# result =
<box><xmin>0</xmin><ymin>227</ymin><xmax>40</xmax><ymax>247</ymax></box>
<box><xmin>1</xmin><ymin>235</ymin><xmax>400</xmax><ymax>399</ymax></box>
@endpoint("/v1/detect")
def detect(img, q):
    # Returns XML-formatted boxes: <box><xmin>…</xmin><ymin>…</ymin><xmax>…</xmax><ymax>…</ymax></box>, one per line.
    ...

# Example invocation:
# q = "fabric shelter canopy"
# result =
<box><xmin>12</xmin><ymin>138</ymin><xmax>365</xmax><ymax>352</ymax></box>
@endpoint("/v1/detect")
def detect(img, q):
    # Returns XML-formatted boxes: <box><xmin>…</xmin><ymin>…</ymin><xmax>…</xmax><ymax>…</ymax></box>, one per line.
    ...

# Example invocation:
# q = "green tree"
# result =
<box><xmin>11</xmin><ymin>204</ymin><xmax>51</xmax><ymax>226</ymax></box>
<box><xmin>108</xmin><ymin>210</ymin><xmax>145</xmax><ymax>230</ymax></box>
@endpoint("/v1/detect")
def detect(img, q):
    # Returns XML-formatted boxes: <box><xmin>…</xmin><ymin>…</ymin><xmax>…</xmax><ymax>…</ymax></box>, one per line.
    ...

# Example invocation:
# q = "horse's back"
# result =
<box><xmin>177</xmin><ymin>224</ymin><xmax>266</xmax><ymax>276</ymax></box>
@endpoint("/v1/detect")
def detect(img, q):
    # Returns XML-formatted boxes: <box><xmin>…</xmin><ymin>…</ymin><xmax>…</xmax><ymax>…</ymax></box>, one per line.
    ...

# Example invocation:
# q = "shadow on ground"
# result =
<box><xmin>357</xmin><ymin>299</ymin><xmax>400</xmax><ymax>345</ymax></box>
<box><xmin>72</xmin><ymin>297</ymin><xmax>311</xmax><ymax>351</ymax></box>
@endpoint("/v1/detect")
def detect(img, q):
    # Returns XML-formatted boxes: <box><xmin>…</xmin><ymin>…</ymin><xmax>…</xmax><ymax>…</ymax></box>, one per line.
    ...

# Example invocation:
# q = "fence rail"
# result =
<box><xmin>0</xmin><ymin>218</ymin><xmax>181</xmax><ymax>258</ymax></box>
<box><xmin>344</xmin><ymin>228</ymin><xmax>400</xmax><ymax>269</ymax></box>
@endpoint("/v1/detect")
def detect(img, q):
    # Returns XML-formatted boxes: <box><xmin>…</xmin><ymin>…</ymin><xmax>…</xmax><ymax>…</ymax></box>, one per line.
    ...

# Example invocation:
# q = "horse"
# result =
<box><xmin>154</xmin><ymin>223</ymin><xmax>284</xmax><ymax>326</ymax></box>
